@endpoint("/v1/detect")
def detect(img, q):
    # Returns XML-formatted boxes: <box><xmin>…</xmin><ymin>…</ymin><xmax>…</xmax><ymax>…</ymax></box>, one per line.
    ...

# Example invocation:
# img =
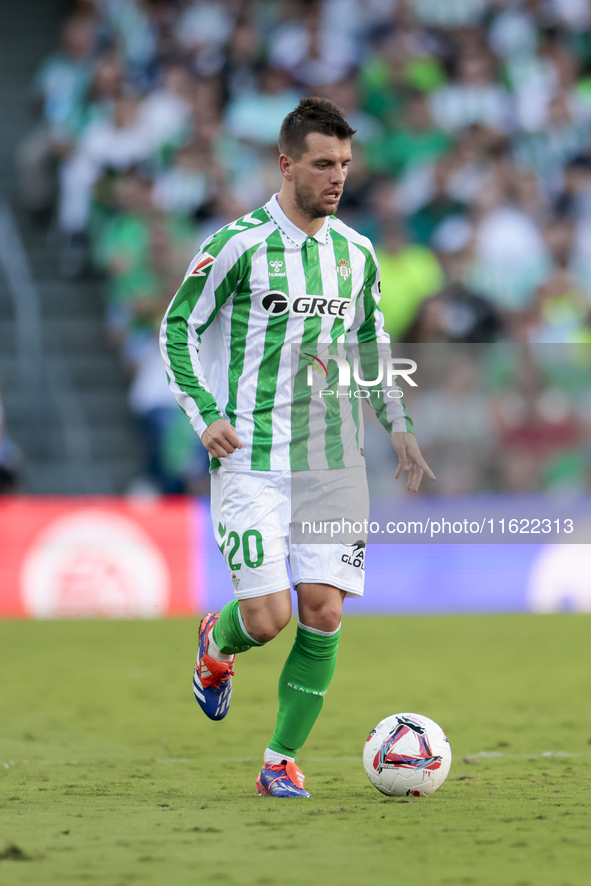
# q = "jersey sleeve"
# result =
<box><xmin>159</xmin><ymin>233</ymin><xmax>242</xmax><ymax>437</ymax></box>
<box><xmin>348</xmin><ymin>242</ymin><xmax>414</xmax><ymax>436</ymax></box>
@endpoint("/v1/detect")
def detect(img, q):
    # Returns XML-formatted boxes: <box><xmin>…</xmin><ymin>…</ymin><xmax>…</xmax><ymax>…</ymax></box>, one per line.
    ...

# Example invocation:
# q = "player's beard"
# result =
<box><xmin>293</xmin><ymin>176</ymin><xmax>337</xmax><ymax>220</ymax></box>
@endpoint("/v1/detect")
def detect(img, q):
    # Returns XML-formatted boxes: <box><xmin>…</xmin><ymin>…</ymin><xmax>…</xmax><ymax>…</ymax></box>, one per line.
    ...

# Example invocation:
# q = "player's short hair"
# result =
<box><xmin>279</xmin><ymin>97</ymin><xmax>356</xmax><ymax>161</ymax></box>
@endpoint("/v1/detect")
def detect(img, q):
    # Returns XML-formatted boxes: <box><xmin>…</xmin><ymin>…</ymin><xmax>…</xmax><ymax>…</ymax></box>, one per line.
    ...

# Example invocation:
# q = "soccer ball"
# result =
<box><xmin>363</xmin><ymin>712</ymin><xmax>452</xmax><ymax>797</ymax></box>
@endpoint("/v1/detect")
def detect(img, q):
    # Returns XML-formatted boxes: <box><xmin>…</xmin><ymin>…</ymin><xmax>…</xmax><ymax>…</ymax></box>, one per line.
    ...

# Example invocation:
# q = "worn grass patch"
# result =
<box><xmin>1</xmin><ymin>615</ymin><xmax>590</xmax><ymax>885</ymax></box>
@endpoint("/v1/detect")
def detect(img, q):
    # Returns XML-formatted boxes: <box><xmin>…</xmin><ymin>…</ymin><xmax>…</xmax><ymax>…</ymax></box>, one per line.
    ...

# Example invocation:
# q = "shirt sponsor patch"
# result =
<box><xmin>261</xmin><ymin>291</ymin><xmax>351</xmax><ymax>318</ymax></box>
<box><xmin>190</xmin><ymin>252</ymin><xmax>216</xmax><ymax>276</ymax></box>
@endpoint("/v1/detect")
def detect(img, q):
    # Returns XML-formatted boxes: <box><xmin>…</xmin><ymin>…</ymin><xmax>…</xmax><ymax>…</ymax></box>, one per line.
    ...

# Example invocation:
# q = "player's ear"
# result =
<box><xmin>279</xmin><ymin>153</ymin><xmax>293</xmax><ymax>180</ymax></box>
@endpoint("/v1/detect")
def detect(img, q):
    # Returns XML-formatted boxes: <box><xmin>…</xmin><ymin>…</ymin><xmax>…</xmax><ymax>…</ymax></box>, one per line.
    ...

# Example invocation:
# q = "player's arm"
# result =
<box><xmin>349</xmin><ymin>243</ymin><xmax>435</xmax><ymax>492</ymax></box>
<box><xmin>159</xmin><ymin>236</ymin><xmax>244</xmax><ymax>455</ymax></box>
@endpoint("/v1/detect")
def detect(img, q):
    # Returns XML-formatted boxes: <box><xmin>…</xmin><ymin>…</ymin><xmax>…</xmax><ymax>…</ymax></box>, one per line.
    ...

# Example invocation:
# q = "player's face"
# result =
<box><xmin>290</xmin><ymin>133</ymin><xmax>352</xmax><ymax>220</ymax></box>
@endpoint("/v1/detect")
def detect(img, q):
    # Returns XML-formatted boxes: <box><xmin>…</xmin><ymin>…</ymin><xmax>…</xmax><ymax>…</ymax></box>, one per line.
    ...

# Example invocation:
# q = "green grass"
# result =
<box><xmin>1</xmin><ymin>615</ymin><xmax>590</xmax><ymax>886</ymax></box>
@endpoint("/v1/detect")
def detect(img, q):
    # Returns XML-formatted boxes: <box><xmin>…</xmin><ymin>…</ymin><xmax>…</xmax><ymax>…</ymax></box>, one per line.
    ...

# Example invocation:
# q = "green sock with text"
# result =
<box><xmin>211</xmin><ymin>600</ymin><xmax>263</xmax><ymax>655</ymax></box>
<box><xmin>268</xmin><ymin>622</ymin><xmax>341</xmax><ymax>758</ymax></box>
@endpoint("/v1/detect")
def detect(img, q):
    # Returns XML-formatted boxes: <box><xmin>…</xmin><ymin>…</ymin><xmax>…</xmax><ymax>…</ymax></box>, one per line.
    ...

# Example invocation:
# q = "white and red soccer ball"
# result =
<box><xmin>363</xmin><ymin>713</ymin><xmax>452</xmax><ymax>797</ymax></box>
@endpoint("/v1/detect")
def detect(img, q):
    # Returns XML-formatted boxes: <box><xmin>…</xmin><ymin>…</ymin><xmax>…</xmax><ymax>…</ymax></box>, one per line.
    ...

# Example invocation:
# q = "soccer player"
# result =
<box><xmin>160</xmin><ymin>98</ymin><xmax>434</xmax><ymax>798</ymax></box>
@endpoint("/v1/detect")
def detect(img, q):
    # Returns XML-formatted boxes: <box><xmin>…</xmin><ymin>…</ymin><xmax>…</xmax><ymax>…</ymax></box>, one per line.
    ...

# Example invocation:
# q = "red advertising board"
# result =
<box><xmin>0</xmin><ymin>497</ymin><xmax>198</xmax><ymax>618</ymax></box>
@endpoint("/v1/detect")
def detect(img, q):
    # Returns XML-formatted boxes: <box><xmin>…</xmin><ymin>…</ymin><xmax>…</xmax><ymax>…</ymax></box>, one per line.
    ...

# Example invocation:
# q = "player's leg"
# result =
<box><xmin>195</xmin><ymin>467</ymin><xmax>291</xmax><ymax>720</ymax></box>
<box><xmin>255</xmin><ymin>582</ymin><xmax>344</xmax><ymax>798</ymax></box>
<box><xmin>255</xmin><ymin>538</ymin><xmax>365</xmax><ymax>797</ymax></box>
<box><xmin>195</xmin><ymin>590</ymin><xmax>291</xmax><ymax>720</ymax></box>
<box><xmin>266</xmin><ymin>582</ymin><xmax>344</xmax><ymax>759</ymax></box>
<box><xmin>214</xmin><ymin>588</ymin><xmax>292</xmax><ymax>652</ymax></box>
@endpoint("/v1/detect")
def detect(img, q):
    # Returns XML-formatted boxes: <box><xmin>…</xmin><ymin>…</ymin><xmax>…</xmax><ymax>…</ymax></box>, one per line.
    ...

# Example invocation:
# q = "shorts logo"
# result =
<box><xmin>190</xmin><ymin>252</ymin><xmax>216</xmax><ymax>276</ymax></box>
<box><xmin>342</xmin><ymin>540</ymin><xmax>365</xmax><ymax>570</ymax></box>
<box><xmin>261</xmin><ymin>290</ymin><xmax>351</xmax><ymax>318</ymax></box>
<box><xmin>336</xmin><ymin>259</ymin><xmax>352</xmax><ymax>280</ymax></box>
<box><xmin>269</xmin><ymin>260</ymin><xmax>286</xmax><ymax>277</ymax></box>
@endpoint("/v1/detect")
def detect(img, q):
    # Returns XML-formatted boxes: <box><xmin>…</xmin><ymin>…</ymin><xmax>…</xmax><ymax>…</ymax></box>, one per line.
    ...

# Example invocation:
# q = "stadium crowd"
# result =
<box><xmin>16</xmin><ymin>0</ymin><xmax>591</xmax><ymax>496</ymax></box>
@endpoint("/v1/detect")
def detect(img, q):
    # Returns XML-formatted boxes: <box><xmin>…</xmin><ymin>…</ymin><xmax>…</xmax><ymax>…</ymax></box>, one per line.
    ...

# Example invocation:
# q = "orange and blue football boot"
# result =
<box><xmin>256</xmin><ymin>761</ymin><xmax>310</xmax><ymax>798</ymax></box>
<box><xmin>193</xmin><ymin>612</ymin><xmax>235</xmax><ymax>721</ymax></box>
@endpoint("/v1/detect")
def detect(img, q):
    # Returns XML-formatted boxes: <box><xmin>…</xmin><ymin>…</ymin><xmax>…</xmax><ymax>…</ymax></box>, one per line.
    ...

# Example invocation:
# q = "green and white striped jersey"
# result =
<box><xmin>160</xmin><ymin>194</ymin><xmax>413</xmax><ymax>472</ymax></box>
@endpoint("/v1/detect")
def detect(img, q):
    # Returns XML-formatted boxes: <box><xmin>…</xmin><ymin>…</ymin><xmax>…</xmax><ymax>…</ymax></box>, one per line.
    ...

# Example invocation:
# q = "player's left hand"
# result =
<box><xmin>391</xmin><ymin>431</ymin><xmax>436</xmax><ymax>493</ymax></box>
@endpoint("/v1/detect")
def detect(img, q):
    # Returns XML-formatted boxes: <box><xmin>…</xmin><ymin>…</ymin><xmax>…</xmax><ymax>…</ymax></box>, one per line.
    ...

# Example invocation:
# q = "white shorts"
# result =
<box><xmin>210</xmin><ymin>467</ymin><xmax>366</xmax><ymax>600</ymax></box>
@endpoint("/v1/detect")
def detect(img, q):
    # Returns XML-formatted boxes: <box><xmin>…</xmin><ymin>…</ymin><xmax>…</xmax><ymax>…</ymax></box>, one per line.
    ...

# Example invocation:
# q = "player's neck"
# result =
<box><xmin>276</xmin><ymin>188</ymin><xmax>326</xmax><ymax>237</ymax></box>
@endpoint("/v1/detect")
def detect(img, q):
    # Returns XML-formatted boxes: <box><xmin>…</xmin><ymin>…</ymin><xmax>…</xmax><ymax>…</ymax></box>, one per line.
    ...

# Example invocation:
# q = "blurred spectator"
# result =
<box><xmin>404</xmin><ymin>283</ymin><xmax>501</xmax><ymax>343</ymax></box>
<box><xmin>16</xmin><ymin>13</ymin><xmax>97</xmax><ymax>216</ymax></box>
<box><xmin>403</xmin><ymin>158</ymin><xmax>467</xmax><ymax>245</ymax></box>
<box><xmin>467</xmin><ymin>165</ymin><xmax>553</xmax><ymax>311</ymax></box>
<box><xmin>514</xmin><ymin>90</ymin><xmax>591</xmax><ymax>194</ymax></box>
<box><xmin>152</xmin><ymin>138</ymin><xmax>219</xmax><ymax>216</ymax></box>
<box><xmin>413</xmin><ymin>0</ymin><xmax>487</xmax><ymax>28</ymax></box>
<box><xmin>175</xmin><ymin>0</ymin><xmax>236</xmax><ymax>75</ymax></box>
<box><xmin>59</xmin><ymin>96</ymin><xmax>150</xmax><ymax>231</ymax></box>
<box><xmin>405</xmin><ymin>353</ymin><xmax>497</xmax><ymax>494</ymax></box>
<box><xmin>94</xmin><ymin>169</ymin><xmax>194</xmax><ymax>367</ymax></box>
<box><xmin>429</xmin><ymin>49</ymin><xmax>512</xmax><ymax>134</ymax></box>
<box><xmin>128</xmin><ymin>338</ymin><xmax>210</xmax><ymax>493</ymax></box>
<box><xmin>365</xmin><ymin>90</ymin><xmax>451</xmax><ymax>179</ymax></box>
<box><xmin>224</xmin><ymin>65</ymin><xmax>301</xmax><ymax>144</ymax></box>
<box><xmin>489</xmin><ymin>349</ymin><xmax>585</xmax><ymax>492</ymax></box>
<box><xmin>375</xmin><ymin>221</ymin><xmax>444</xmax><ymax>340</ymax></box>
<box><xmin>0</xmin><ymin>386</ymin><xmax>21</xmax><ymax>494</ymax></box>
<box><xmin>268</xmin><ymin>0</ymin><xmax>359</xmax><ymax>87</ymax></box>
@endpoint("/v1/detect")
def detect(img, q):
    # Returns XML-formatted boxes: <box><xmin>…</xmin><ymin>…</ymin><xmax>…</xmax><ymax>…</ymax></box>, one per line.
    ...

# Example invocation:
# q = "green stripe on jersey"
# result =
<box><xmin>327</xmin><ymin>230</ymin><xmax>357</xmax><ymax>467</ymax></box>
<box><xmin>225</xmin><ymin>242</ymin><xmax>260</xmax><ymax>430</ymax></box>
<box><xmin>251</xmin><ymin>233</ymin><xmax>289</xmax><ymax>470</ymax></box>
<box><xmin>355</xmin><ymin>245</ymin><xmax>387</xmax><ymax>428</ymax></box>
<box><xmin>290</xmin><ymin>239</ymin><xmax>322</xmax><ymax>470</ymax></box>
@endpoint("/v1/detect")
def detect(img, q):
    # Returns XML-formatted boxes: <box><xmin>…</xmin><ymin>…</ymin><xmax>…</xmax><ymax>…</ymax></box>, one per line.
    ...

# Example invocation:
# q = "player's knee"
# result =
<box><xmin>250</xmin><ymin>625</ymin><xmax>279</xmax><ymax>643</ymax></box>
<box><xmin>247</xmin><ymin>614</ymin><xmax>289</xmax><ymax>644</ymax></box>
<box><xmin>300</xmin><ymin>602</ymin><xmax>342</xmax><ymax>634</ymax></box>
<box><xmin>241</xmin><ymin>595</ymin><xmax>291</xmax><ymax>644</ymax></box>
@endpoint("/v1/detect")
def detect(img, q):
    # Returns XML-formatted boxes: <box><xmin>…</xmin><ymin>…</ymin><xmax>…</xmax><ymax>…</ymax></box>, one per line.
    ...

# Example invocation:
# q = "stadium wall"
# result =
<box><xmin>0</xmin><ymin>497</ymin><xmax>589</xmax><ymax>618</ymax></box>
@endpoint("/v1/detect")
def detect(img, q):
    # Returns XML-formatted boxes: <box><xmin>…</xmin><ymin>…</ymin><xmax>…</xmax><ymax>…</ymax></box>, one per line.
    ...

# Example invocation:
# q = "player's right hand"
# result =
<box><xmin>201</xmin><ymin>419</ymin><xmax>244</xmax><ymax>458</ymax></box>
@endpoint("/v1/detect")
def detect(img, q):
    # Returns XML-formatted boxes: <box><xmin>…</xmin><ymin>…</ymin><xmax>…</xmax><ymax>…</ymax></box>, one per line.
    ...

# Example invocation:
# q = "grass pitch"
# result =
<box><xmin>1</xmin><ymin>614</ymin><xmax>590</xmax><ymax>886</ymax></box>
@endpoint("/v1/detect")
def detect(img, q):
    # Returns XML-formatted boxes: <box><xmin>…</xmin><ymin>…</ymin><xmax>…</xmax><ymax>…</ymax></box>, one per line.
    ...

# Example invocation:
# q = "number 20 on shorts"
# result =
<box><xmin>218</xmin><ymin>524</ymin><xmax>264</xmax><ymax>570</ymax></box>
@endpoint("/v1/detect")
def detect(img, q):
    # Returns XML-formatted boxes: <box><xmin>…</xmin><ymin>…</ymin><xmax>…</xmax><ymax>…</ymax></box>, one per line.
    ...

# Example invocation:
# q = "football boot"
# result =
<box><xmin>255</xmin><ymin>761</ymin><xmax>310</xmax><ymax>798</ymax></box>
<box><xmin>193</xmin><ymin>612</ymin><xmax>235</xmax><ymax>721</ymax></box>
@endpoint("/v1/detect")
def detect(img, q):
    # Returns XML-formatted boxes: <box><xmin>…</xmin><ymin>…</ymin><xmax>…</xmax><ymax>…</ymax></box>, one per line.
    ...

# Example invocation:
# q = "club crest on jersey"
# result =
<box><xmin>269</xmin><ymin>259</ymin><xmax>286</xmax><ymax>277</ymax></box>
<box><xmin>190</xmin><ymin>252</ymin><xmax>216</xmax><ymax>276</ymax></box>
<box><xmin>336</xmin><ymin>259</ymin><xmax>352</xmax><ymax>280</ymax></box>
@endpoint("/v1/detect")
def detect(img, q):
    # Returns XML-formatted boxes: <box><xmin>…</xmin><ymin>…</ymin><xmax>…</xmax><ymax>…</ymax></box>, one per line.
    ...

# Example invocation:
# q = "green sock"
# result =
<box><xmin>212</xmin><ymin>600</ymin><xmax>264</xmax><ymax>655</ymax></box>
<box><xmin>268</xmin><ymin>621</ymin><xmax>341</xmax><ymax>758</ymax></box>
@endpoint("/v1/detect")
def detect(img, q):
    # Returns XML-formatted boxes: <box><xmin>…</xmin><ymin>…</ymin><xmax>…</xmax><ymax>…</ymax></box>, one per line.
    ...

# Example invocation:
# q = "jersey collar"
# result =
<box><xmin>264</xmin><ymin>193</ymin><xmax>331</xmax><ymax>246</ymax></box>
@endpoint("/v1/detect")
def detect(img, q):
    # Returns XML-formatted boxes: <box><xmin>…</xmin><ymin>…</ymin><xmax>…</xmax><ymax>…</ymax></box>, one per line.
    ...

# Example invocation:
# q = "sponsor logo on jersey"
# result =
<box><xmin>261</xmin><ymin>291</ymin><xmax>290</xmax><ymax>315</ymax></box>
<box><xmin>260</xmin><ymin>290</ymin><xmax>351</xmax><ymax>318</ymax></box>
<box><xmin>190</xmin><ymin>252</ymin><xmax>216</xmax><ymax>276</ymax></box>
<box><xmin>269</xmin><ymin>259</ymin><xmax>286</xmax><ymax>277</ymax></box>
<box><xmin>336</xmin><ymin>259</ymin><xmax>352</xmax><ymax>280</ymax></box>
